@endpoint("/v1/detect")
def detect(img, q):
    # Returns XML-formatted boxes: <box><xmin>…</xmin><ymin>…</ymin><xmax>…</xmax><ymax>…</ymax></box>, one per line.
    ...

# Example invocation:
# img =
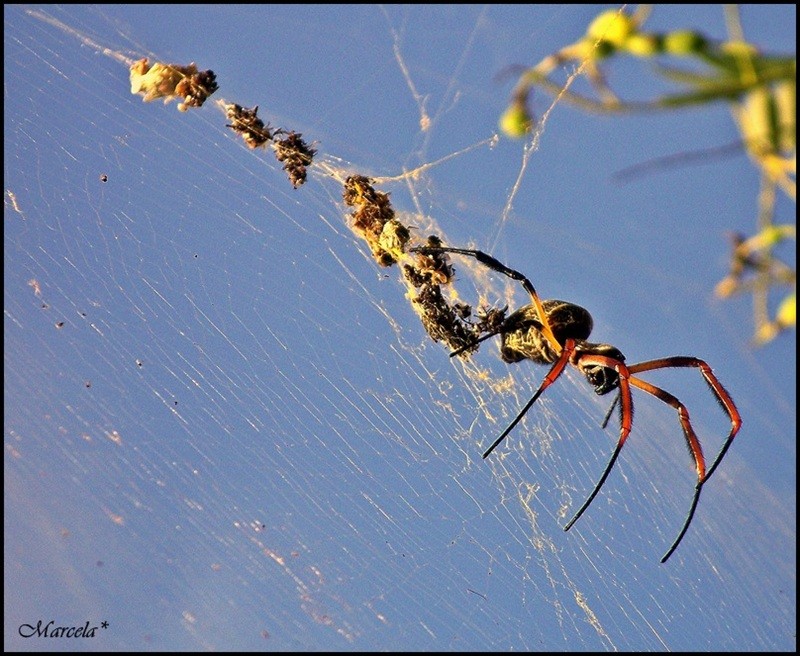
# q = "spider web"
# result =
<box><xmin>4</xmin><ymin>5</ymin><xmax>795</xmax><ymax>651</ymax></box>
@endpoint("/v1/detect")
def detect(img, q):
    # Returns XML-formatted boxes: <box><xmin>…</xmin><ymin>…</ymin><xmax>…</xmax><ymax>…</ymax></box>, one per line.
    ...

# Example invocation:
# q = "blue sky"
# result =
<box><xmin>5</xmin><ymin>4</ymin><xmax>795</xmax><ymax>651</ymax></box>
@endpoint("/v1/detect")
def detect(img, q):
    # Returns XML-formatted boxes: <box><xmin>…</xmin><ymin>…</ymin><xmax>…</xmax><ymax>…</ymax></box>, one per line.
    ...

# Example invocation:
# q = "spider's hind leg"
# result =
<box><xmin>660</xmin><ymin>484</ymin><xmax>702</xmax><ymax>563</ymax></box>
<box><xmin>624</xmin><ymin>360</ymin><xmax>741</xmax><ymax>562</ymax></box>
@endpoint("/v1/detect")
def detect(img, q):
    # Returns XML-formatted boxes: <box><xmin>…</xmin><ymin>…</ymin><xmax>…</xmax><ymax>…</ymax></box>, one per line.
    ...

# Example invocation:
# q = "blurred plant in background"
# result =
<box><xmin>500</xmin><ymin>5</ymin><xmax>795</xmax><ymax>346</ymax></box>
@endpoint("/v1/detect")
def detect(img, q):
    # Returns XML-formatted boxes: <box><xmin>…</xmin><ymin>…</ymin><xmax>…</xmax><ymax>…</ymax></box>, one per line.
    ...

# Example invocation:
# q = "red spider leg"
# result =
<box><xmin>482</xmin><ymin>339</ymin><xmax>577</xmax><ymax>459</ymax></box>
<box><xmin>627</xmin><ymin>358</ymin><xmax>742</xmax><ymax>484</ymax></box>
<box><xmin>563</xmin><ymin>355</ymin><xmax>633</xmax><ymax>532</ymax></box>
<box><xmin>624</xmin><ymin>359</ymin><xmax>741</xmax><ymax>562</ymax></box>
<box><xmin>629</xmin><ymin>375</ymin><xmax>707</xmax><ymax>477</ymax></box>
<box><xmin>624</xmin><ymin>374</ymin><xmax>704</xmax><ymax>562</ymax></box>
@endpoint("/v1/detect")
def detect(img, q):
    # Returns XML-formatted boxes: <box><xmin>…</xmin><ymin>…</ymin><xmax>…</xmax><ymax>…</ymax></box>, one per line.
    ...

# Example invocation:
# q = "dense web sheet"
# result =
<box><xmin>4</xmin><ymin>5</ymin><xmax>795</xmax><ymax>651</ymax></box>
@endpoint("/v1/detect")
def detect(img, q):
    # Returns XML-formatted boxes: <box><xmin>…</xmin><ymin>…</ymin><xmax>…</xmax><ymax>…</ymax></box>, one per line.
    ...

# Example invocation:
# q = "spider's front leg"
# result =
<box><xmin>410</xmin><ymin>245</ymin><xmax>563</xmax><ymax>355</ymax></box>
<box><xmin>481</xmin><ymin>338</ymin><xmax>579</xmax><ymax>459</ymax></box>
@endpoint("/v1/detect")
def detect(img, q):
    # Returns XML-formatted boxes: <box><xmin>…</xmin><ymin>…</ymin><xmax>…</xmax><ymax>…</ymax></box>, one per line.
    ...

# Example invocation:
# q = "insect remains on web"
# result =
<box><xmin>225</xmin><ymin>104</ymin><xmax>276</xmax><ymax>149</ymax></box>
<box><xmin>342</xmin><ymin>175</ymin><xmax>410</xmax><ymax>267</ymax></box>
<box><xmin>129</xmin><ymin>58</ymin><xmax>218</xmax><ymax>111</ymax></box>
<box><xmin>410</xmin><ymin>244</ymin><xmax>742</xmax><ymax>563</ymax></box>
<box><xmin>225</xmin><ymin>104</ymin><xmax>316</xmax><ymax>187</ymax></box>
<box><xmin>340</xmin><ymin>177</ymin><xmax>506</xmax><ymax>355</ymax></box>
<box><xmin>273</xmin><ymin>132</ymin><xmax>316</xmax><ymax>188</ymax></box>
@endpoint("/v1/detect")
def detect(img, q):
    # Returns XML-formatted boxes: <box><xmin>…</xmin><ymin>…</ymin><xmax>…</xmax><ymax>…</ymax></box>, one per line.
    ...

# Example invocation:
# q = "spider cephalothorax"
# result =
<box><xmin>410</xmin><ymin>244</ymin><xmax>742</xmax><ymax>563</ymax></box>
<box><xmin>572</xmin><ymin>341</ymin><xmax>625</xmax><ymax>395</ymax></box>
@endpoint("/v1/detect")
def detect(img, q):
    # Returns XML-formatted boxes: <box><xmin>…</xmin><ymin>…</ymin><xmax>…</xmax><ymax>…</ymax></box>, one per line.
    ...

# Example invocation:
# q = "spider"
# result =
<box><xmin>410</xmin><ymin>245</ymin><xmax>742</xmax><ymax>563</ymax></box>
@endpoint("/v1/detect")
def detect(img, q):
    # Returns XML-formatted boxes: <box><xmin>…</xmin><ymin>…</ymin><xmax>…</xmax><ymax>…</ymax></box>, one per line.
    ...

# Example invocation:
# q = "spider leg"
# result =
<box><xmin>600</xmin><ymin>391</ymin><xmax>620</xmax><ymax>430</ymax></box>
<box><xmin>411</xmin><ymin>246</ymin><xmax>563</xmax><ymax>356</ymax></box>
<box><xmin>627</xmin><ymin>357</ymin><xmax>741</xmax><ymax>484</ymax></box>
<box><xmin>624</xmin><ymin>360</ymin><xmax>741</xmax><ymax>562</ymax></box>
<box><xmin>624</xmin><ymin>374</ymin><xmax>707</xmax><ymax>562</ymax></box>
<box><xmin>482</xmin><ymin>339</ymin><xmax>576</xmax><ymax>459</ymax></box>
<box><xmin>449</xmin><ymin>326</ymin><xmax>501</xmax><ymax>358</ymax></box>
<box><xmin>563</xmin><ymin>357</ymin><xmax>633</xmax><ymax>532</ymax></box>
<box><xmin>660</xmin><ymin>484</ymin><xmax>702</xmax><ymax>563</ymax></box>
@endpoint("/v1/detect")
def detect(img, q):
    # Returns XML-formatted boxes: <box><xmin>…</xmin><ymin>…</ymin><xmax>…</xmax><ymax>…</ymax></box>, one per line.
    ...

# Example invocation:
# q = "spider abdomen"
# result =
<box><xmin>500</xmin><ymin>300</ymin><xmax>593</xmax><ymax>365</ymax></box>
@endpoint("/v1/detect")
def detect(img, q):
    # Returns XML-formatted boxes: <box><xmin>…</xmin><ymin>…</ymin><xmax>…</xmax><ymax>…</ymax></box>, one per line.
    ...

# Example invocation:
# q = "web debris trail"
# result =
<box><xmin>30</xmin><ymin>9</ymin><xmax>313</xmax><ymax>187</ymax></box>
<box><xmin>26</xmin><ymin>3</ymin><xmax>509</xmax><ymax>365</ymax></box>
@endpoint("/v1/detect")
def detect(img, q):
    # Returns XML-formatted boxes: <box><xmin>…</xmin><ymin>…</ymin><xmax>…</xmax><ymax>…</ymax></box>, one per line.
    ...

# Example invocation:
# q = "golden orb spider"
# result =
<box><xmin>410</xmin><ymin>245</ymin><xmax>742</xmax><ymax>563</ymax></box>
